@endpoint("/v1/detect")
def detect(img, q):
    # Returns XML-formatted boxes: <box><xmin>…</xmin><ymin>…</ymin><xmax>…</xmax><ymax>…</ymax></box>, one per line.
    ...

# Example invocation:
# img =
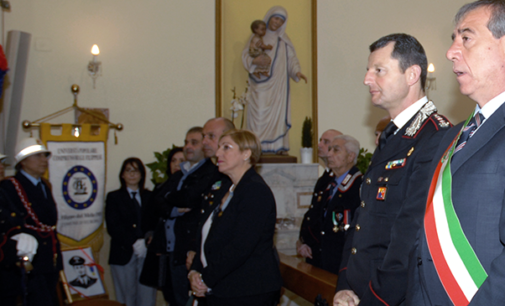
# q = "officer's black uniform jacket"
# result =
<box><xmin>299</xmin><ymin>169</ymin><xmax>334</xmax><ymax>267</ymax></box>
<box><xmin>320</xmin><ymin>166</ymin><xmax>362</xmax><ymax>274</ymax></box>
<box><xmin>0</xmin><ymin>172</ymin><xmax>63</xmax><ymax>300</ymax></box>
<box><xmin>336</xmin><ymin>101</ymin><xmax>452</xmax><ymax>306</ymax></box>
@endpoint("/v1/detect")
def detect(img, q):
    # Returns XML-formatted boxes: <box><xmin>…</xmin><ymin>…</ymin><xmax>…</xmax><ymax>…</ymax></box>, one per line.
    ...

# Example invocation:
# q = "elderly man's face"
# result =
<box><xmin>327</xmin><ymin>138</ymin><xmax>353</xmax><ymax>176</ymax></box>
<box><xmin>447</xmin><ymin>6</ymin><xmax>505</xmax><ymax>105</ymax></box>
<box><xmin>364</xmin><ymin>42</ymin><xmax>410</xmax><ymax>113</ymax></box>
<box><xmin>318</xmin><ymin>130</ymin><xmax>342</xmax><ymax>159</ymax></box>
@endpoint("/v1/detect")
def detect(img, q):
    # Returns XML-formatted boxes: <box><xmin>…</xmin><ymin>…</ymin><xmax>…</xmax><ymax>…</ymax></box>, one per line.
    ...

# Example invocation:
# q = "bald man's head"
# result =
<box><xmin>202</xmin><ymin>117</ymin><xmax>235</xmax><ymax>158</ymax></box>
<box><xmin>318</xmin><ymin>129</ymin><xmax>343</xmax><ymax>163</ymax></box>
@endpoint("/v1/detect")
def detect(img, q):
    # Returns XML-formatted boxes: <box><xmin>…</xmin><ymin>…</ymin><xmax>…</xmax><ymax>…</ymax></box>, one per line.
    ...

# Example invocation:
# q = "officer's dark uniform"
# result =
<box><xmin>336</xmin><ymin>101</ymin><xmax>451</xmax><ymax>305</ymax></box>
<box><xmin>299</xmin><ymin>169</ymin><xmax>334</xmax><ymax>267</ymax></box>
<box><xmin>0</xmin><ymin>172</ymin><xmax>63</xmax><ymax>306</ymax></box>
<box><xmin>319</xmin><ymin>166</ymin><xmax>362</xmax><ymax>274</ymax></box>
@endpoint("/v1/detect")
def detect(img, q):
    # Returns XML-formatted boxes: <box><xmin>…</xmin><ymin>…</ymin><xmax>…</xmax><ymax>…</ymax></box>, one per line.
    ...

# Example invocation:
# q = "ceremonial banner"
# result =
<box><xmin>40</xmin><ymin>123</ymin><xmax>108</xmax><ymax>249</ymax></box>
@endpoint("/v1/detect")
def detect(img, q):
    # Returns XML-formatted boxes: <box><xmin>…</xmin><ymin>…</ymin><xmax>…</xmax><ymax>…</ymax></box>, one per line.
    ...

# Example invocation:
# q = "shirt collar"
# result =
<box><xmin>127</xmin><ymin>187</ymin><xmax>139</xmax><ymax>194</ymax></box>
<box><xmin>20</xmin><ymin>169</ymin><xmax>41</xmax><ymax>186</ymax></box>
<box><xmin>180</xmin><ymin>158</ymin><xmax>207</xmax><ymax>176</ymax></box>
<box><xmin>474</xmin><ymin>90</ymin><xmax>505</xmax><ymax>121</ymax></box>
<box><xmin>392</xmin><ymin>96</ymin><xmax>429</xmax><ymax>131</ymax></box>
<box><xmin>335</xmin><ymin>170</ymin><xmax>350</xmax><ymax>187</ymax></box>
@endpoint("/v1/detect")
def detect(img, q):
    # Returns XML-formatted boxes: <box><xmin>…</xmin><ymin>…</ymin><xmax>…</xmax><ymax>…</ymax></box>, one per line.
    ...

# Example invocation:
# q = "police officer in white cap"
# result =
<box><xmin>0</xmin><ymin>137</ymin><xmax>62</xmax><ymax>306</ymax></box>
<box><xmin>0</xmin><ymin>153</ymin><xmax>6</xmax><ymax>180</ymax></box>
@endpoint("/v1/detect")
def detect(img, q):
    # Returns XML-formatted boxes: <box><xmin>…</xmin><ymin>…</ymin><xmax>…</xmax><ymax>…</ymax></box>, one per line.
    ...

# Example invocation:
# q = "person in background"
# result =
<box><xmin>168</xmin><ymin>147</ymin><xmax>185</xmax><ymax>176</ymax></box>
<box><xmin>189</xmin><ymin>129</ymin><xmax>282</xmax><ymax>306</ymax></box>
<box><xmin>309</xmin><ymin>135</ymin><xmax>362</xmax><ymax>274</ymax></box>
<box><xmin>297</xmin><ymin>129</ymin><xmax>342</xmax><ymax>267</ymax></box>
<box><xmin>374</xmin><ymin>116</ymin><xmax>391</xmax><ymax>146</ymax></box>
<box><xmin>202</xmin><ymin>117</ymin><xmax>236</xmax><ymax>159</ymax></box>
<box><xmin>0</xmin><ymin>153</ymin><xmax>6</xmax><ymax>180</ymax></box>
<box><xmin>184</xmin><ymin>117</ymin><xmax>236</xmax><ymax>269</ymax></box>
<box><xmin>0</xmin><ymin>138</ymin><xmax>62</xmax><ymax>306</ymax></box>
<box><xmin>105</xmin><ymin>157</ymin><xmax>156</xmax><ymax>306</ymax></box>
<box><xmin>151</xmin><ymin>127</ymin><xmax>217</xmax><ymax>306</ymax></box>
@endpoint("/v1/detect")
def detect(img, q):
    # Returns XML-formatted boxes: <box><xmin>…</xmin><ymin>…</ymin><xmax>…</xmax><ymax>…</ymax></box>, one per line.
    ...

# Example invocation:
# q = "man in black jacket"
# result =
<box><xmin>153</xmin><ymin>126</ymin><xmax>217</xmax><ymax>306</ymax></box>
<box><xmin>0</xmin><ymin>138</ymin><xmax>62</xmax><ymax>306</ymax></box>
<box><xmin>333</xmin><ymin>34</ymin><xmax>451</xmax><ymax>306</ymax></box>
<box><xmin>297</xmin><ymin>129</ymin><xmax>342</xmax><ymax>267</ymax></box>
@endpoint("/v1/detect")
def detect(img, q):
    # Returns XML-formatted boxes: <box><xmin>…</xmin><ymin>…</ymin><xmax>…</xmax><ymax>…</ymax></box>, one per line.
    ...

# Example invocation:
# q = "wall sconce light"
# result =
<box><xmin>425</xmin><ymin>63</ymin><xmax>436</xmax><ymax>100</ymax></box>
<box><xmin>87</xmin><ymin>44</ymin><xmax>101</xmax><ymax>89</ymax></box>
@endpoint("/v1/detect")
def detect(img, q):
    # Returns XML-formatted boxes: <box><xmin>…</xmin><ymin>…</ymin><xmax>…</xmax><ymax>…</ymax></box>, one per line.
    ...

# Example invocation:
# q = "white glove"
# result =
<box><xmin>132</xmin><ymin>239</ymin><xmax>147</xmax><ymax>258</ymax></box>
<box><xmin>11</xmin><ymin>233</ymin><xmax>38</xmax><ymax>261</ymax></box>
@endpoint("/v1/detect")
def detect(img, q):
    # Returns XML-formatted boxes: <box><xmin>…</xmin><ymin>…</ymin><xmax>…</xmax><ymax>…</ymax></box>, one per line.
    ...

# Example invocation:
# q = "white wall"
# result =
<box><xmin>4</xmin><ymin>0</ymin><xmax>216</xmax><ymax>192</ymax></box>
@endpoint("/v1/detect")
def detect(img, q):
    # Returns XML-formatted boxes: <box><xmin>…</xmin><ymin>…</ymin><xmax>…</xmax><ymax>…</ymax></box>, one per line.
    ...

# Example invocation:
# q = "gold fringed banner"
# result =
<box><xmin>40</xmin><ymin>123</ymin><xmax>108</xmax><ymax>258</ymax></box>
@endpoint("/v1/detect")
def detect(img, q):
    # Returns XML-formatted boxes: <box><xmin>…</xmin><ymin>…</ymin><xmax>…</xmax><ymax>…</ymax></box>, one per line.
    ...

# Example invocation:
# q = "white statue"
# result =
<box><xmin>242</xmin><ymin>6</ymin><xmax>307</xmax><ymax>154</ymax></box>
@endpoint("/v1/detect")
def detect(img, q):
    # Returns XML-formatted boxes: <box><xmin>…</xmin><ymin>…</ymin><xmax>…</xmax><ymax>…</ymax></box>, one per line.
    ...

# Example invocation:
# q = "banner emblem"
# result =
<box><xmin>62</xmin><ymin>166</ymin><xmax>98</xmax><ymax>210</ymax></box>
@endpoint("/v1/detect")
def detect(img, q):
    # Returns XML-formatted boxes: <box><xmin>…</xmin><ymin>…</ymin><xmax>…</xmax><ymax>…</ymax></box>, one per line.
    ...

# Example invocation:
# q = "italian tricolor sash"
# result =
<box><xmin>424</xmin><ymin>114</ymin><xmax>487</xmax><ymax>305</ymax></box>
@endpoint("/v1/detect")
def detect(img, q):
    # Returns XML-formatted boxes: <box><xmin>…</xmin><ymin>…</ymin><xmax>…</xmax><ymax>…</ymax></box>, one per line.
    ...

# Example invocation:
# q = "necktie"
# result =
<box><xmin>131</xmin><ymin>191</ymin><xmax>142</xmax><ymax>234</ymax></box>
<box><xmin>37</xmin><ymin>182</ymin><xmax>47</xmax><ymax>199</ymax></box>
<box><xmin>326</xmin><ymin>181</ymin><xmax>337</xmax><ymax>203</ymax></box>
<box><xmin>131</xmin><ymin>191</ymin><xmax>141</xmax><ymax>208</ymax></box>
<box><xmin>324</xmin><ymin>181</ymin><xmax>338</xmax><ymax>216</ymax></box>
<box><xmin>379</xmin><ymin>121</ymin><xmax>397</xmax><ymax>150</ymax></box>
<box><xmin>454</xmin><ymin>112</ymin><xmax>484</xmax><ymax>155</ymax></box>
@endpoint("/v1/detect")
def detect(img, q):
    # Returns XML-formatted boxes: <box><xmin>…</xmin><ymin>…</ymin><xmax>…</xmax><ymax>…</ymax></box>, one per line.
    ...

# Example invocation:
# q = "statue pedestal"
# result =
<box><xmin>256</xmin><ymin>163</ymin><xmax>319</xmax><ymax>255</ymax></box>
<box><xmin>258</xmin><ymin>154</ymin><xmax>297</xmax><ymax>164</ymax></box>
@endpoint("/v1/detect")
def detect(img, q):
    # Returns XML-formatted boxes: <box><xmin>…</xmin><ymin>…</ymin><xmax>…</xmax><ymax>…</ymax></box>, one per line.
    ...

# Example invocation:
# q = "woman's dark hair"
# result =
<box><xmin>166</xmin><ymin>147</ymin><xmax>184</xmax><ymax>177</ymax></box>
<box><xmin>119</xmin><ymin>157</ymin><xmax>146</xmax><ymax>193</ymax></box>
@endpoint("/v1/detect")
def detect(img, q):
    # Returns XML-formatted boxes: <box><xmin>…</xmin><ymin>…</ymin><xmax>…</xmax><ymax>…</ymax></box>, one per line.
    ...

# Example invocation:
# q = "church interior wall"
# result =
<box><xmin>2</xmin><ymin>0</ymin><xmax>477</xmax><ymax>302</ymax></box>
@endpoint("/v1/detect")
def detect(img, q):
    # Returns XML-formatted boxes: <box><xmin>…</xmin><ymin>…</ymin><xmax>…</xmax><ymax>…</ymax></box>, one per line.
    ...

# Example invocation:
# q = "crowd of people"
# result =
<box><xmin>2</xmin><ymin>0</ymin><xmax>505</xmax><ymax>305</ymax></box>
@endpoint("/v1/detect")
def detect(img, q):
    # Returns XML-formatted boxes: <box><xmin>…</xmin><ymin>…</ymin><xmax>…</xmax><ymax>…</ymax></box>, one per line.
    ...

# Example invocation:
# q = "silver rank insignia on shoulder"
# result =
<box><xmin>433</xmin><ymin>114</ymin><xmax>450</xmax><ymax>128</ymax></box>
<box><xmin>385</xmin><ymin>158</ymin><xmax>406</xmax><ymax>169</ymax></box>
<box><xmin>405</xmin><ymin>101</ymin><xmax>437</xmax><ymax>137</ymax></box>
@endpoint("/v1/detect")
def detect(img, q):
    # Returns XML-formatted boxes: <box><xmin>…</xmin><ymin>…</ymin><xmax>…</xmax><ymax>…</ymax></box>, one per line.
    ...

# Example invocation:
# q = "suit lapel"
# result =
<box><xmin>451</xmin><ymin>102</ymin><xmax>505</xmax><ymax>174</ymax></box>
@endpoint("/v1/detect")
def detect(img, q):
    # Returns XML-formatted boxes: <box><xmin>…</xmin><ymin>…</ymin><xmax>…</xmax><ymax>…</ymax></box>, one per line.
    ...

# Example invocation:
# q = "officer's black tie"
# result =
<box><xmin>379</xmin><ymin>121</ymin><xmax>397</xmax><ymax>150</ymax></box>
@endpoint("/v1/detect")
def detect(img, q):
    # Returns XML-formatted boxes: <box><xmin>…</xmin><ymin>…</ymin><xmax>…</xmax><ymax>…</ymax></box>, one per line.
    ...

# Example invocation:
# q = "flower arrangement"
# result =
<box><xmin>230</xmin><ymin>82</ymin><xmax>249</xmax><ymax>129</ymax></box>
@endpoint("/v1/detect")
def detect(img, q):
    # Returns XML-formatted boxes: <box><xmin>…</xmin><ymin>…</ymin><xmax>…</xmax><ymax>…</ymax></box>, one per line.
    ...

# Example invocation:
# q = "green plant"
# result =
<box><xmin>356</xmin><ymin>147</ymin><xmax>373</xmax><ymax>174</ymax></box>
<box><xmin>301</xmin><ymin>117</ymin><xmax>313</xmax><ymax>148</ymax></box>
<box><xmin>146</xmin><ymin>145</ymin><xmax>177</xmax><ymax>185</ymax></box>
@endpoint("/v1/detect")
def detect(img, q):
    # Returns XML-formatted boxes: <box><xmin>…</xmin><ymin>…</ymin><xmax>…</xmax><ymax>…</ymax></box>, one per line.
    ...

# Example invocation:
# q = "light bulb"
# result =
<box><xmin>91</xmin><ymin>44</ymin><xmax>100</xmax><ymax>56</ymax></box>
<box><xmin>428</xmin><ymin>63</ymin><xmax>435</xmax><ymax>73</ymax></box>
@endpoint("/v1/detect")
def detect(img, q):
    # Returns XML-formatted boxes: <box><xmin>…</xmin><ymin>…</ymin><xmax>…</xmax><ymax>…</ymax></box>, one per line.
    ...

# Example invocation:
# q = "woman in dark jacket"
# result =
<box><xmin>105</xmin><ymin>157</ymin><xmax>156</xmax><ymax>306</ymax></box>
<box><xmin>189</xmin><ymin>129</ymin><xmax>282</xmax><ymax>306</ymax></box>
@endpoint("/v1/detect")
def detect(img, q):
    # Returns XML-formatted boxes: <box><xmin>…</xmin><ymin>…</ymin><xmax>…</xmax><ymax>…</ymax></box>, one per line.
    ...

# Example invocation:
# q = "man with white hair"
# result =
<box><xmin>314</xmin><ymin>134</ymin><xmax>362</xmax><ymax>274</ymax></box>
<box><xmin>0</xmin><ymin>137</ymin><xmax>62</xmax><ymax>306</ymax></box>
<box><xmin>297</xmin><ymin>129</ymin><xmax>342</xmax><ymax>268</ymax></box>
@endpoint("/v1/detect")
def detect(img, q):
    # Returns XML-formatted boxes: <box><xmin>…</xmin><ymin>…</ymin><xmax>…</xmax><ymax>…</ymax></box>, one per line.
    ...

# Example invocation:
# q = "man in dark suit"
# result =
<box><xmin>333</xmin><ymin>34</ymin><xmax>451</xmax><ymax>306</ymax></box>
<box><xmin>0</xmin><ymin>138</ymin><xmax>62</xmax><ymax>306</ymax></box>
<box><xmin>152</xmin><ymin>126</ymin><xmax>218</xmax><ymax>306</ymax></box>
<box><xmin>68</xmin><ymin>256</ymin><xmax>97</xmax><ymax>289</ymax></box>
<box><xmin>408</xmin><ymin>1</ymin><xmax>505</xmax><ymax>305</ymax></box>
<box><xmin>297</xmin><ymin>129</ymin><xmax>342</xmax><ymax>267</ymax></box>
